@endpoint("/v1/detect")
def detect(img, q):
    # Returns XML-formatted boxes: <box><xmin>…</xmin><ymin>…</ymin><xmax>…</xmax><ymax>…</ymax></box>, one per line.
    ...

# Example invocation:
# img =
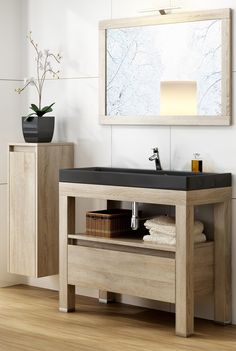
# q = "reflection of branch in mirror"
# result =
<box><xmin>106</xmin><ymin>19</ymin><xmax>222</xmax><ymax>117</ymax></box>
<box><xmin>193</xmin><ymin>20</ymin><xmax>218</xmax><ymax>42</ymax></box>
<box><xmin>106</xmin><ymin>27</ymin><xmax>163</xmax><ymax>116</ymax></box>
<box><xmin>191</xmin><ymin>20</ymin><xmax>221</xmax><ymax>115</ymax></box>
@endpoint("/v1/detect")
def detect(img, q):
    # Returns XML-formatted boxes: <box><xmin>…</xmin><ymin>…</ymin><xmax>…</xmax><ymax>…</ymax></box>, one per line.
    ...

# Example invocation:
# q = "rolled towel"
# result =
<box><xmin>144</xmin><ymin>215</ymin><xmax>204</xmax><ymax>236</ymax></box>
<box><xmin>143</xmin><ymin>233</ymin><xmax>206</xmax><ymax>246</ymax></box>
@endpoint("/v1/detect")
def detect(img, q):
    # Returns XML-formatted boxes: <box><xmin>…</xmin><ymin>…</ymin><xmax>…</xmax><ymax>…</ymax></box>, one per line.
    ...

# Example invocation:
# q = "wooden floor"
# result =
<box><xmin>0</xmin><ymin>285</ymin><xmax>236</xmax><ymax>351</ymax></box>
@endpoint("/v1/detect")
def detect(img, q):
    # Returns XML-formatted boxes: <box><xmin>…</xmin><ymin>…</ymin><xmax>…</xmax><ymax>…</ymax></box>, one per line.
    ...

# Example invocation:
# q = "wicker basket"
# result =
<box><xmin>86</xmin><ymin>209</ymin><xmax>132</xmax><ymax>238</ymax></box>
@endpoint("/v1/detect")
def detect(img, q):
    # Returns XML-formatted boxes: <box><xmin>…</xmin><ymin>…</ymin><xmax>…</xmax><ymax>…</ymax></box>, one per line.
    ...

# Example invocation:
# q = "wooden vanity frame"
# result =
<box><xmin>59</xmin><ymin>182</ymin><xmax>232</xmax><ymax>337</ymax></box>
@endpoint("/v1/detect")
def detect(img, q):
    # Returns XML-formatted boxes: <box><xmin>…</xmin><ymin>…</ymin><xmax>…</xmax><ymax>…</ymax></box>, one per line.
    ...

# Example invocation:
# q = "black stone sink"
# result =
<box><xmin>59</xmin><ymin>167</ymin><xmax>231</xmax><ymax>191</ymax></box>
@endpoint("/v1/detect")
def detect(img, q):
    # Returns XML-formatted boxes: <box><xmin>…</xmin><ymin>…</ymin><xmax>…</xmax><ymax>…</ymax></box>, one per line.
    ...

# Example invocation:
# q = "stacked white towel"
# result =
<box><xmin>143</xmin><ymin>215</ymin><xmax>206</xmax><ymax>246</ymax></box>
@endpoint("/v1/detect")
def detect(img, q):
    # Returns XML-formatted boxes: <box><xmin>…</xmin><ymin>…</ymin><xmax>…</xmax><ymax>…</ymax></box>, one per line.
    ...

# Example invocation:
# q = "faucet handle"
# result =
<box><xmin>152</xmin><ymin>147</ymin><xmax>159</xmax><ymax>153</ymax></box>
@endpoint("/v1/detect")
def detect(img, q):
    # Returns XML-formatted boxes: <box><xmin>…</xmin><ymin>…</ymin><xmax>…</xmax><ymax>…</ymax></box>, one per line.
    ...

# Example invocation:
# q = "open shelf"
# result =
<box><xmin>68</xmin><ymin>233</ymin><xmax>213</xmax><ymax>253</ymax></box>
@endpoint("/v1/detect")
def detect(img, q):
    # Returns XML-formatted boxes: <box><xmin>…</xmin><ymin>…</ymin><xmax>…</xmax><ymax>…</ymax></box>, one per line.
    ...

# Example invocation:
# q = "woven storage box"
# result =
<box><xmin>86</xmin><ymin>209</ymin><xmax>132</xmax><ymax>238</ymax></box>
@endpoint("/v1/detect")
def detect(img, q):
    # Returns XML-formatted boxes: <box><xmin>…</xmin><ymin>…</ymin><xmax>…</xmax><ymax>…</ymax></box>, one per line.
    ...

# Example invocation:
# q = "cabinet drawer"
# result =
<box><xmin>68</xmin><ymin>241</ymin><xmax>214</xmax><ymax>303</ymax></box>
<box><xmin>68</xmin><ymin>244</ymin><xmax>176</xmax><ymax>303</ymax></box>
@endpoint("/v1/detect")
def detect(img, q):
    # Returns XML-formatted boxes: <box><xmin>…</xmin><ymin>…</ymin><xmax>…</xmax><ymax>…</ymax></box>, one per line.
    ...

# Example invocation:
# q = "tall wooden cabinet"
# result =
<box><xmin>8</xmin><ymin>143</ymin><xmax>74</xmax><ymax>277</ymax></box>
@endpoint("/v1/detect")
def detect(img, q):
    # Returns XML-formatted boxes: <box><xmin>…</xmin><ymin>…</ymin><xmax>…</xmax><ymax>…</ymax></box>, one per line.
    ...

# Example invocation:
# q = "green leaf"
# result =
<box><xmin>49</xmin><ymin>102</ymin><xmax>55</xmax><ymax>108</ymax></box>
<box><xmin>41</xmin><ymin>102</ymin><xmax>55</xmax><ymax>113</ymax></box>
<box><xmin>27</xmin><ymin>102</ymin><xmax>55</xmax><ymax>118</ymax></box>
<box><xmin>24</xmin><ymin>112</ymin><xmax>36</xmax><ymax>121</ymax></box>
<box><xmin>36</xmin><ymin>111</ymin><xmax>44</xmax><ymax>117</ymax></box>
<box><xmin>30</xmin><ymin>104</ymin><xmax>39</xmax><ymax>112</ymax></box>
<box><xmin>31</xmin><ymin>103</ymin><xmax>39</xmax><ymax>109</ymax></box>
<box><xmin>45</xmin><ymin>107</ymin><xmax>53</xmax><ymax>113</ymax></box>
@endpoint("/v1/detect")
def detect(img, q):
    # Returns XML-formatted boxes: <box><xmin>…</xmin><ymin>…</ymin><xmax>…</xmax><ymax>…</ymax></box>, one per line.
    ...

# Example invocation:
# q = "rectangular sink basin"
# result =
<box><xmin>59</xmin><ymin>167</ymin><xmax>231</xmax><ymax>191</ymax></box>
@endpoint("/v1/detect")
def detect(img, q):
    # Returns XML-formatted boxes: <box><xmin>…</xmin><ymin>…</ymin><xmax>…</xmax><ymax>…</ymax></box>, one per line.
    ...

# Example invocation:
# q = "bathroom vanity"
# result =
<box><xmin>59</xmin><ymin>168</ymin><xmax>231</xmax><ymax>337</ymax></box>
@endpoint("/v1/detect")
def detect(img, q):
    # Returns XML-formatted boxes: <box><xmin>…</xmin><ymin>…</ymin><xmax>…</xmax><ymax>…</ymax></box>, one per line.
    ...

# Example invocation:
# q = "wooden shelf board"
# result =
<box><xmin>68</xmin><ymin>233</ymin><xmax>214</xmax><ymax>253</ymax></box>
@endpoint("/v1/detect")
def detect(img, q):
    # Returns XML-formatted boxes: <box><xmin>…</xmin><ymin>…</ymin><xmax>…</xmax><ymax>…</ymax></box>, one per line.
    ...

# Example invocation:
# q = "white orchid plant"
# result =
<box><xmin>16</xmin><ymin>32</ymin><xmax>62</xmax><ymax>120</ymax></box>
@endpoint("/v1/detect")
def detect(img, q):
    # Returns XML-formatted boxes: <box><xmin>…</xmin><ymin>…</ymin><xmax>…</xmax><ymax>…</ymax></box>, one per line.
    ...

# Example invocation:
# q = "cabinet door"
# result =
<box><xmin>9</xmin><ymin>150</ymin><xmax>36</xmax><ymax>276</ymax></box>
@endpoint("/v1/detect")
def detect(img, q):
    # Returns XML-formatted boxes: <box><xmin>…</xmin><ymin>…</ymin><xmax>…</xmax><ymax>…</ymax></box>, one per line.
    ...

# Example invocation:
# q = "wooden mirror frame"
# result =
<box><xmin>99</xmin><ymin>9</ymin><xmax>231</xmax><ymax>126</ymax></box>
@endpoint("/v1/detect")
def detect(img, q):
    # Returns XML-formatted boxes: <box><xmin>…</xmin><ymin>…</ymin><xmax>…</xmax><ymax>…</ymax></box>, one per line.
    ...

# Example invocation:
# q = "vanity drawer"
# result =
<box><xmin>67</xmin><ymin>241</ymin><xmax>214</xmax><ymax>303</ymax></box>
<box><xmin>68</xmin><ymin>244</ymin><xmax>176</xmax><ymax>303</ymax></box>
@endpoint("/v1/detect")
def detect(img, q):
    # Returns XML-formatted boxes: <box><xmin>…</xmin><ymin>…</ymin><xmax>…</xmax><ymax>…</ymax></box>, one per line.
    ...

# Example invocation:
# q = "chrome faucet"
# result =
<box><xmin>149</xmin><ymin>147</ymin><xmax>162</xmax><ymax>171</ymax></box>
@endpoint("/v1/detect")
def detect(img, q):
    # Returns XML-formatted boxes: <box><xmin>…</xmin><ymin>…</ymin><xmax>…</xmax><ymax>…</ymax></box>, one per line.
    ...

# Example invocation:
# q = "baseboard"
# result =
<box><xmin>0</xmin><ymin>279</ymin><xmax>24</xmax><ymax>288</ymax></box>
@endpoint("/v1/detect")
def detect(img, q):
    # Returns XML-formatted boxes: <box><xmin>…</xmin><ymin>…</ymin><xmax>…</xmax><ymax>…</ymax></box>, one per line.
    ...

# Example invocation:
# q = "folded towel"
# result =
<box><xmin>143</xmin><ymin>233</ymin><xmax>175</xmax><ymax>245</ymax></box>
<box><xmin>145</xmin><ymin>215</ymin><xmax>175</xmax><ymax>227</ymax></box>
<box><xmin>149</xmin><ymin>228</ymin><xmax>204</xmax><ymax>238</ymax></box>
<box><xmin>193</xmin><ymin>233</ymin><xmax>207</xmax><ymax>243</ymax></box>
<box><xmin>143</xmin><ymin>233</ymin><xmax>206</xmax><ymax>246</ymax></box>
<box><xmin>144</xmin><ymin>216</ymin><xmax>204</xmax><ymax>236</ymax></box>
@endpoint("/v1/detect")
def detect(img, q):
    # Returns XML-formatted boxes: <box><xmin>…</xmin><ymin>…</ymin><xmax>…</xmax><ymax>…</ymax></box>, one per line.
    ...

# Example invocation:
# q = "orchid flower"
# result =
<box><xmin>15</xmin><ymin>31</ymin><xmax>62</xmax><ymax>119</ymax></box>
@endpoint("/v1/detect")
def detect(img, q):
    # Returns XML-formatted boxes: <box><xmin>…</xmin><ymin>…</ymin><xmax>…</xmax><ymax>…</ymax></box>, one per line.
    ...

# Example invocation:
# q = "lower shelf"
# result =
<box><xmin>68</xmin><ymin>233</ymin><xmax>213</xmax><ymax>253</ymax></box>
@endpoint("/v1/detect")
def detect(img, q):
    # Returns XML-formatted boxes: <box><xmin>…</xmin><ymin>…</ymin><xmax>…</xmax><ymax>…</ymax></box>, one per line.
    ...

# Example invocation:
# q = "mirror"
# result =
<box><xmin>99</xmin><ymin>9</ymin><xmax>231</xmax><ymax>125</ymax></box>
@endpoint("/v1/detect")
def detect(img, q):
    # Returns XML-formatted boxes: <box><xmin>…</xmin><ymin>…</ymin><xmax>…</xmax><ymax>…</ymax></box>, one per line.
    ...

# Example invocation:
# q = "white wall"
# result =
<box><xmin>0</xmin><ymin>0</ymin><xmax>26</xmax><ymax>287</ymax></box>
<box><xmin>4</xmin><ymin>0</ymin><xmax>236</xmax><ymax>321</ymax></box>
<box><xmin>23</xmin><ymin>0</ymin><xmax>112</xmax><ymax>296</ymax></box>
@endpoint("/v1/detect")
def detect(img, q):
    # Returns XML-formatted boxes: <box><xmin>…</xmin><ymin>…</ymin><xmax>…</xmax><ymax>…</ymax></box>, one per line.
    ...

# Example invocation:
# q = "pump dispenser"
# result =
<box><xmin>191</xmin><ymin>153</ymin><xmax>203</xmax><ymax>172</ymax></box>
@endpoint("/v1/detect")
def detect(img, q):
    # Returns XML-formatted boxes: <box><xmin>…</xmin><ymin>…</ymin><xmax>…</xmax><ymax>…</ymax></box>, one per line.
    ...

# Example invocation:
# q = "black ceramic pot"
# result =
<box><xmin>22</xmin><ymin>116</ymin><xmax>55</xmax><ymax>143</ymax></box>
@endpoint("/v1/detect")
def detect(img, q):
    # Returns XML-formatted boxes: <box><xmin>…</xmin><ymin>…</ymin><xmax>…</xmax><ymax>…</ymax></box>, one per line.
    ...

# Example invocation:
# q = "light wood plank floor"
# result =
<box><xmin>0</xmin><ymin>285</ymin><xmax>236</xmax><ymax>351</ymax></box>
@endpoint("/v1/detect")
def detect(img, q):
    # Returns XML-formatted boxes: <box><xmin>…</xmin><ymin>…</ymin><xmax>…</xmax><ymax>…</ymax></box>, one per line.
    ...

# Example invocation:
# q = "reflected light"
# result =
<box><xmin>160</xmin><ymin>81</ymin><xmax>197</xmax><ymax>115</ymax></box>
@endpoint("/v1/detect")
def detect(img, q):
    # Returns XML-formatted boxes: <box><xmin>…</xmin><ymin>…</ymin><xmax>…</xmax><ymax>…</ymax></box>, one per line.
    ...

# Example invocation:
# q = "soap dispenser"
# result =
<box><xmin>191</xmin><ymin>153</ymin><xmax>203</xmax><ymax>172</ymax></box>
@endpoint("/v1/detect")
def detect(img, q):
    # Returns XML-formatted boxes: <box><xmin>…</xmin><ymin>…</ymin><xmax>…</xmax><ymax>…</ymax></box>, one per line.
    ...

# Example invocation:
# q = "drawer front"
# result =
<box><xmin>68</xmin><ymin>245</ymin><xmax>175</xmax><ymax>303</ymax></box>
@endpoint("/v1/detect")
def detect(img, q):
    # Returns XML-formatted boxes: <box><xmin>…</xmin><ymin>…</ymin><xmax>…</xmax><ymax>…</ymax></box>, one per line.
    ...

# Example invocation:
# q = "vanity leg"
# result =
<box><xmin>97</xmin><ymin>201</ymin><xmax>117</xmax><ymax>304</ymax></box>
<box><xmin>59</xmin><ymin>195</ymin><xmax>76</xmax><ymax>312</ymax></box>
<box><xmin>214</xmin><ymin>200</ymin><xmax>231</xmax><ymax>324</ymax></box>
<box><xmin>175</xmin><ymin>205</ymin><xmax>194</xmax><ymax>337</ymax></box>
<box><xmin>99</xmin><ymin>290</ymin><xmax>116</xmax><ymax>303</ymax></box>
